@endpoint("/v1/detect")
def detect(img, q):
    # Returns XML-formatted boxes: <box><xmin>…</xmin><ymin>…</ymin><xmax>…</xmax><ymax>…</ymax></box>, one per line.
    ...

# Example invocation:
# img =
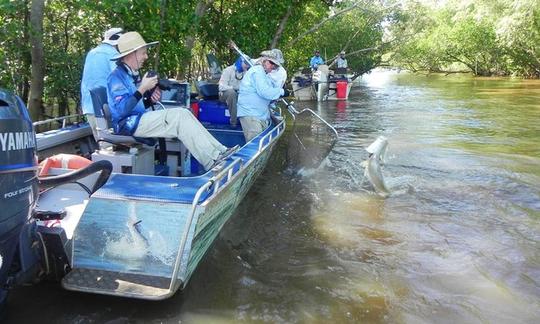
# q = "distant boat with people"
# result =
<box><xmin>291</xmin><ymin>64</ymin><xmax>353</xmax><ymax>101</ymax></box>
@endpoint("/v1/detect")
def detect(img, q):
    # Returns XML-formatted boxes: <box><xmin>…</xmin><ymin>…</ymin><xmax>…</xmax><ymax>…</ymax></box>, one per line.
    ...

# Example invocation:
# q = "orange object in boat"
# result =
<box><xmin>38</xmin><ymin>154</ymin><xmax>92</xmax><ymax>177</ymax></box>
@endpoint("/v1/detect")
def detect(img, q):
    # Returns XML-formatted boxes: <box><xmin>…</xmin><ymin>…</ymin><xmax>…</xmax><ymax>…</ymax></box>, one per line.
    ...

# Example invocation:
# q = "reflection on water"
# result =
<box><xmin>6</xmin><ymin>71</ymin><xmax>540</xmax><ymax>323</ymax></box>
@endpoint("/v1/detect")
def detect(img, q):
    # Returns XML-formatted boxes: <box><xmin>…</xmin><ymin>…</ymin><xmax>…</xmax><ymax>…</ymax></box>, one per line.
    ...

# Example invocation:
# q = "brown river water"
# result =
<box><xmin>5</xmin><ymin>70</ymin><xmax>540</xmax><ymax>323</ymax></box>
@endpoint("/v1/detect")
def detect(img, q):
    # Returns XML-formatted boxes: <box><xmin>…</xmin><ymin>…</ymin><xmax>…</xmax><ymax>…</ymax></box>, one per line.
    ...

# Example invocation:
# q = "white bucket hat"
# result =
<box><xmin>111</xmin><ymin>31</ymin><xmax>159</xmax><ymax>60</ymax></box>
<box><xmin>259</xmin><ymin>50</ymin><xmax>281</xmax><ymax>67</ymax></box>
<box><xmin>102</xmin><ymin>27</ymin><xmax>123</xmax><ymax>46</ymax></box>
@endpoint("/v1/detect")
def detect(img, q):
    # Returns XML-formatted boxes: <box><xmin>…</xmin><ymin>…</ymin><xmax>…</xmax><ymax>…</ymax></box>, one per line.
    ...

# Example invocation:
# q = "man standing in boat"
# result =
<box><xmin>309</xmin><ymin>50</ymin><xmax>324</xmax><ymax>70</ymax></box>
<box><xmin>336</xmin><ymin>51</ymin><xmax>348</xmax><ymax>69</ymax></box>
<box><xmin>237</xmin><ymin>50</ymin><xmax>288</xmax><ymax>141</ymax></box>
<box><xmin>107</xmin><ymin>31</ymin><xmax>237</xmax><ymax>170</ymax></box>
<box><xmin>80</xmin><ymin>27</ymin><xmax>123</xmax><ymax>137</ymax></box>
<box><xmin>218</xmin><ymin>57</ymin><xmax>250</xmax><ymax>127</ymax></box>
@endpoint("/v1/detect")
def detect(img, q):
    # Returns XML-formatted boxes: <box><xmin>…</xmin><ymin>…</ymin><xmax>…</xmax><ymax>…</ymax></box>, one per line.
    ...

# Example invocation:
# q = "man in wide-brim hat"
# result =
<box><xmin>107</xmin><ymin>31</ymin><xmax>238</xmax><ymax>170</ymax></box>
<box><xmin>236</xmin><ymin>50</ymin><xmax>288</xmax><ymax>141</ymax></box>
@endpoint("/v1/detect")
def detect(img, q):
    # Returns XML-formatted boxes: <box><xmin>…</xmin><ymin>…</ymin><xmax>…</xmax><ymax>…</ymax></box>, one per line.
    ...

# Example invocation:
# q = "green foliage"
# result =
<box><xmin>388</xmin><ymin>0</ymin><xmax>540</xmax><ymax>77</ymax></box>
<box><xmin>199</xmin><ymin>0</ymin><xmax>329</xmax><ymax>70</ymax></box>
<box><xmin>1</xmin><ymin>0</ymin><xmax>388</xmax><ymax>115</ymax></box>
<box><xmin>306</xmin><ymin>4</ymin><xmax>385</xmax><ymax>76</ymax></box>
<box><xmin>0</xmin><ymin>0</ymin><xmax>31</xmax><ymax>98</ymax></box>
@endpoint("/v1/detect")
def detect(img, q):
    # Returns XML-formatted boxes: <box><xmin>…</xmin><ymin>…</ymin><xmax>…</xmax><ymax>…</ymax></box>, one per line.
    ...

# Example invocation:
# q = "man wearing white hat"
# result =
<box><xmin>336</xmin><ymin>51</ymin><xmax>348</xmax><ymax>69</ymax></box>
<box><xmin>237</xmin><ymin>50</ymin><xmax>288</xmax><ymax>141</ymax></box>
<box><xmin>107</xmin><ymin>31</ymin><xmax>237</xmax><ymax>171</ymax></box>
<box><xmin>81</xmin><ymin>27</ymin><xmax>124</xmax><ymax>135</ymax></box>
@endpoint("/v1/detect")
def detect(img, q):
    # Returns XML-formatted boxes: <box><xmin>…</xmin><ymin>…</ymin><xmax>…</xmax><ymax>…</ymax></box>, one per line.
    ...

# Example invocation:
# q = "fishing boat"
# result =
<box><xmin>0</xmin><ymin>85</ymin><xmax>285</xmax><ymax>303</ymax></box>
<box><xmin>291</xmin><ymin>65</ymin><xmax>353</xmax><ymax>101</ymax></box>
<box><xmin>291</xmin><ymin>68</ymin><xmax>316</xmax><ymax>101</ymax></box>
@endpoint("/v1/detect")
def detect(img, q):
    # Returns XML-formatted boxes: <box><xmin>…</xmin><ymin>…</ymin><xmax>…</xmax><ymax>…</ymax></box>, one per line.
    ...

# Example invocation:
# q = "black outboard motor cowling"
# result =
<box><xmin>0</xmin><ymin>89</ymin><xmax>38</xmax><ymax>308</ymax></box>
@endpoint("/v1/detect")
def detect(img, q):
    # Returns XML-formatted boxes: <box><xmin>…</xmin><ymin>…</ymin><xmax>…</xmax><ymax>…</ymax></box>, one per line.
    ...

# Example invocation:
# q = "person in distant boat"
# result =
<box><xmin>336</xmin><ymin>51</ymin><xmax>348</xmax><ymax>69</ymax></box>
<box><xmin>237</xmin><ymin>50</ymin><xmax>288</xmax><ymax>141</ymax></box>
<box><xmin>107</xmin><ymin>31</ymin><xmax>237</xmax><ymax>170</ymax></box>
<box><xmin>309</xmin><ymin>50</ymin><xmax>324</xmax><ymax>70</ymax></box>
<box><xmin>218</xmin><ymin>56</ymin><xmax>250</xmax><ymax>127</ymax></box>
<box><xmin>80</xmin><ymin>27</ymin><xmax>123</xmax><ymax>137</ymax></box>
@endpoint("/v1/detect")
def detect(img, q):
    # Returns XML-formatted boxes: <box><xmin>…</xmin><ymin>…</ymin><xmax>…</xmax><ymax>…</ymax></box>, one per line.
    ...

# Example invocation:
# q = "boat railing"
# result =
<box><xmin>33</xmin><ymin>114</ymin><xmax>84</xmax><ymax>128</ymax></box>
<box><xmin>258</xmin><ymin>119</ymin><xmax>285</xmax><ymax>152</ymax></box>
<box><xmin>167</xmin><ymin>157</ymin><xmax>244</xmax><ymax>296</ymax></box>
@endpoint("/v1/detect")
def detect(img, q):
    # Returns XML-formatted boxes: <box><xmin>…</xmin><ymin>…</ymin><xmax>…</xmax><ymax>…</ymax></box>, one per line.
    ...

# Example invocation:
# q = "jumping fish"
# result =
<box><xmin>362</xmin><ymin>136</ymin><xmax>389</xmax><ymax>196</ymax></box>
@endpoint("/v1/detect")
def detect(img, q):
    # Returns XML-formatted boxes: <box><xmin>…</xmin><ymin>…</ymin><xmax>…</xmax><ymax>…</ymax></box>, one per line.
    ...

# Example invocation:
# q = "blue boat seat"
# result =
<box><xmin>89</xmin><ymin>87</ymin><xmax>155</xmax><ymax>148</ymax></box>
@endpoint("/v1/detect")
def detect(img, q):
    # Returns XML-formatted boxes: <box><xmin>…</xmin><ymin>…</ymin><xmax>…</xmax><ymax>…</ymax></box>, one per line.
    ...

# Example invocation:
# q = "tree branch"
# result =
<box><xmin>271</xmin><ymin>4</ymin><xmax>293</xmax><ymax>48</ymax></box>
<box><xmin>287</xmin><ymin>2</ymin><xmax>360</xmax><ymax>46</ymax></box>
<box><xmin>154</xmin><ymin>0</ymin><xmax>167</xmax><ymax>70</ymax></box>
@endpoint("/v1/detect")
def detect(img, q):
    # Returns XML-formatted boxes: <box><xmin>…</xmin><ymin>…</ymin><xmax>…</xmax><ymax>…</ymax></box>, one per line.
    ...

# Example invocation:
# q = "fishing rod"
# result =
<box><xmin>228</xmin><ymin>40</ymin><xmax>339</xmax><ymax>138</ymax></box>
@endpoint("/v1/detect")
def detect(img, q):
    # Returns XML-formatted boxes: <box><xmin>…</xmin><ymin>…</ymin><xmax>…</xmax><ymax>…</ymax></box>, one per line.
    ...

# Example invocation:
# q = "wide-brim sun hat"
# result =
<box><xmin>259</xmin><ymin>50</ymin><xmax>281</xmax><ymax>67</ymax></box>
<box><xmin>111</xmin><ymin>31</ymin><xmax>158</xmax><ymax>60</ymax></box>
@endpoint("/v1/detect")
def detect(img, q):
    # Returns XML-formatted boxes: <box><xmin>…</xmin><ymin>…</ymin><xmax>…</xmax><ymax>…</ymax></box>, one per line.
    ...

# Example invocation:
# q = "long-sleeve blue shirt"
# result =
<box><xmin>237</xmin><ymin>65</ymin><xmax>284</xmax><ymax>121</ymax></box>
<box><xmin>80</xmin><ymin>43</ymin><xmax>118</xmax><ymax>114</ymax></box>
<box><xmin>107</xmin><ymin>64</ymin><xmax>146</xmax><ymax>135</ymax></box>
<box><xmin>309</xmin><ymin>55</ymin><xmax>324</xmax><ymax>68</ymax></box>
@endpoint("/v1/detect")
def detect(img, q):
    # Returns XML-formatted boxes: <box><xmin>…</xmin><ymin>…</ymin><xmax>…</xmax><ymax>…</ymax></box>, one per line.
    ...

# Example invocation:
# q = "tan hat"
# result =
<box><xmin>111</xmin><ymin>31</ymin><xmax>158</xmax><ymax>60</ymax></box>
<box><xmin>102</xmin><ymin>27</ymin><xmax>123</xmax><ymax>46</ymax></box>
<box><xmin>259</xmin><ymin>50</ymin><xmax>281</xmax><ymax>67</ymax></box>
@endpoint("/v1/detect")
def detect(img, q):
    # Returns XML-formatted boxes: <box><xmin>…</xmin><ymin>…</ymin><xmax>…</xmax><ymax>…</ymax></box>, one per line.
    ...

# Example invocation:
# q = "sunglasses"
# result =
<box><xmin>269</xmin><ymin>61</ymin><xmax>279</xmax><ymax>70</ymax></box>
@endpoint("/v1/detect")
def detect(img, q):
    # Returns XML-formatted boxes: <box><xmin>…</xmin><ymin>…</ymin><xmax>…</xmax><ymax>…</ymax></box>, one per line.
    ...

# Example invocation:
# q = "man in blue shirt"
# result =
<box><xmin>237</xmin><ymin>50</ymin><xmax>287</xmax><ymax>141</ymax></box>
<box><xmin>107</xmin><ymin>31</ymin><xmax>237</xmax><ymax>170</ymax></box>
<box><xmin>80</xmin><ymin>27</ymin><xmax>123</xmax><ymax>137</ymax></box>
<box><xmin>309</xmin><ymin>50</ymin><xmax>324</xmax><ymax>70</ymax></box>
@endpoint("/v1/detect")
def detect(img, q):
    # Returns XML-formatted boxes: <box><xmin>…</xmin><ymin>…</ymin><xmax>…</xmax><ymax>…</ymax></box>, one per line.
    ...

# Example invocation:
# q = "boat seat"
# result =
<box><xmin>89</xmin><ymin>87</ymin><xmax>155</xmax><ymax>148</ymax></box>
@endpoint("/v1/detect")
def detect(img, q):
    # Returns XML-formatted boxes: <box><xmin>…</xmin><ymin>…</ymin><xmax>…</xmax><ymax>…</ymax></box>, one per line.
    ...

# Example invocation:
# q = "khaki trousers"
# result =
<box><xmin>239</xmin><ymin>117</ymin><xmax>270</xmax><ymax>142</ymax></box>
<box><xmin>134</xmin><ymin>108</ymin><xmax>226</xmax><ymax>170</ymax></box>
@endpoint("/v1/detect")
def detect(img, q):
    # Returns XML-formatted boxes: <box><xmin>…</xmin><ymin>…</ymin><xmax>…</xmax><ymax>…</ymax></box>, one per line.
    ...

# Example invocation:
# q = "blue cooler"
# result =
<box><xmin>198</xmin><ymin>100</ymin><xmax>230</xmax><ymax>124</ymax></box>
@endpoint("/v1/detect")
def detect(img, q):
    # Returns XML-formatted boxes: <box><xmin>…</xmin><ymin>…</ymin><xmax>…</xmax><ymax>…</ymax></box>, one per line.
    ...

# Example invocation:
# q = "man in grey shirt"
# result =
<box><xmin>336</xmin><ymin>51</ymin><xmax>348</xmax><ymax>69</ymax></box>
<box><xmin>218</xmin><ymin>57</ymin><xmax>250</xmax><ymax>127</ymax></box>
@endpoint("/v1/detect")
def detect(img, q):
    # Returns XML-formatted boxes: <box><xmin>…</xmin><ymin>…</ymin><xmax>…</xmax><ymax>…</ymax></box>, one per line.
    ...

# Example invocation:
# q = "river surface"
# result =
<box><xmin>6</xmin><ymin>71</ymin><xmax>540</xmax><ymax>323</ymax></box>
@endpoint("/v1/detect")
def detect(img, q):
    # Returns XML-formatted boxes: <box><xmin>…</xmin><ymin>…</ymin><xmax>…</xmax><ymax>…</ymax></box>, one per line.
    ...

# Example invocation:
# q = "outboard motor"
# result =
<box><xmin>0</xmin><ymin>89</ymin><xmax>39</xmax><ymax>309</ymax></box>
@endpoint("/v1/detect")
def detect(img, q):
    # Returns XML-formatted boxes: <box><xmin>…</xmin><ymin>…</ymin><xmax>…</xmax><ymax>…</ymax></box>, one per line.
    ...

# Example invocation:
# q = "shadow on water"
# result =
<box><xmin>6</xmin><ymin>71</ymin><xmax>540</xmax><ymax>323</ymax></box>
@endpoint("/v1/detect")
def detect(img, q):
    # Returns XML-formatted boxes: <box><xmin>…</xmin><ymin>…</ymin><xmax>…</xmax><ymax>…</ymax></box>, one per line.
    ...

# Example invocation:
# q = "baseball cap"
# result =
<box><xmin>103</xmin><ymin>27</ymin><xmax>124</xmax><ymax>46</ymax></box>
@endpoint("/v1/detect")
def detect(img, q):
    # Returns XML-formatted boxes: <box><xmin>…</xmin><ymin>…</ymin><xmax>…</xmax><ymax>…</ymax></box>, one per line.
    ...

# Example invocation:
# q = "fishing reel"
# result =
<box><xmin>146</xmin><ymin>70</ymin><xmax>173</xmax><ymax>91</ymax></box>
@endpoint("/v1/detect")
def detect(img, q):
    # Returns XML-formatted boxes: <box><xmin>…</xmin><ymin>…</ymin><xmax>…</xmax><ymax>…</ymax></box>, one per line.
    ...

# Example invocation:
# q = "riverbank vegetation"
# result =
<box><xmin>0</xmin><ymin>0</ymin><xmax>538</xmax><ymax>120</ymax></box>
<box><xmin>388</xmin><ymin>0</ymin><xmax>540</xmax><ymax>78</ymax></box>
